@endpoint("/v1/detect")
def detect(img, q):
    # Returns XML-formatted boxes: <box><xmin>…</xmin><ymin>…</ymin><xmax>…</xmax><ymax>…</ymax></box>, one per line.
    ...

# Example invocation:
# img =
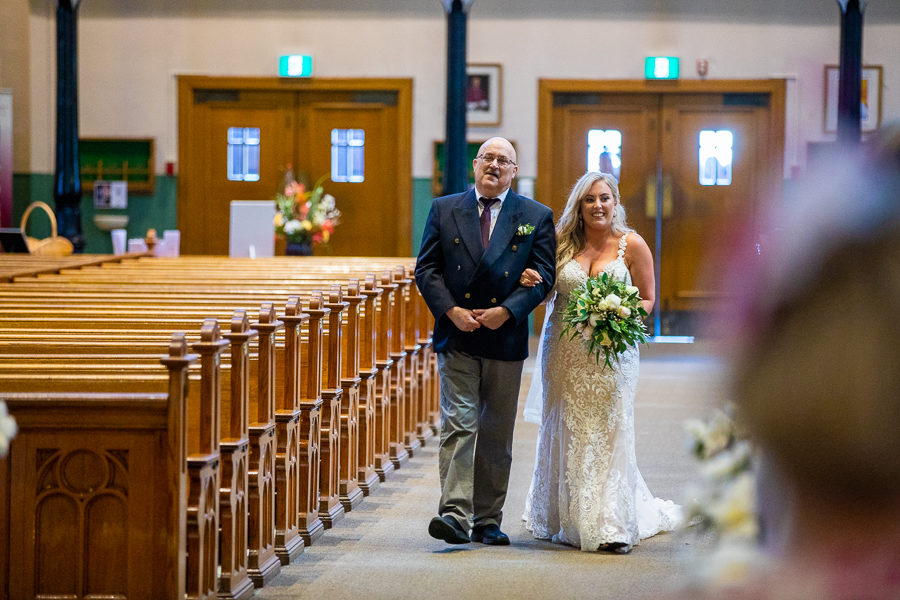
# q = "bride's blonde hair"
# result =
<box><xmin>555</xmin><ymin>171</ymin><xmax>631</xmax><ymax>274</ymax></box>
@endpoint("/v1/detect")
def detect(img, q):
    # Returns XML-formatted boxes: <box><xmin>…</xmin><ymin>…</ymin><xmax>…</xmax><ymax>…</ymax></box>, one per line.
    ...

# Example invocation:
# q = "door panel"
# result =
<box><xmin>304</xmin><ymin>103</ymin><xmax>399</xmax><ymax>256</ymax></box>
<box><xmin>560</xmin><ymin>95</ymin><xmax>660</xmax><ymax>262</ymax></box>
<box><xmin>184</xmin><ymin>93</ymin><xmax>294</xmax><ymax>255</ymax></box>
<box><xmin>543</xmin><ymin>84</ymin><xmax>781</xmax><ymax>336</ymax></box>
<box><xmin>177</xmin><ymin>77</ymin><xmax>412</xmax><ymax>257</ymax></box>
<box><xmin>660</xmin><ymin>95</ymin><xmax>766</xmax><ymax>314</ymax></box>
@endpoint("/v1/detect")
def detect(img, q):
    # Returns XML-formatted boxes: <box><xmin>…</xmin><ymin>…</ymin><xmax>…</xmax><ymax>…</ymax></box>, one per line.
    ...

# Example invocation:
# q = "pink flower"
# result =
<box><xmin>312</xmin><ymin>232</ymin><xmax>324</xmax><ymax>244</ymax></box>
<box><xmin>285</xmin><ymin>182</ymin><xmax>305</xmax><ymax>197</ymax></box>
<box><xmin>298</xmin><ymin>203</ymin><xmax>310</xmax><ymax>219</ymax></box>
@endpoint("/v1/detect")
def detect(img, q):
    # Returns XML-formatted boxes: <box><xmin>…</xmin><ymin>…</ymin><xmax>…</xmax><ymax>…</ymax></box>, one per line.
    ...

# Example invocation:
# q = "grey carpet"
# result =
<box><xmin>253</xmin><ymin>341</ymin><xmax>726</xmax><ymax>599</ymax></box>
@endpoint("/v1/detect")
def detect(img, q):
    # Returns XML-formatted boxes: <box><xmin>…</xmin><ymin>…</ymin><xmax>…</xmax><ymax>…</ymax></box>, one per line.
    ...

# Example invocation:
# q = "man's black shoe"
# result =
<box><xmin>428</xmin><ymin>515</ymin><xmax>470</xmax><ymax>544</ymax></box>
<box><xmin>471</xmin><ymin>524</ymin><xmax>510</xmax><ymax>546</ymax></box>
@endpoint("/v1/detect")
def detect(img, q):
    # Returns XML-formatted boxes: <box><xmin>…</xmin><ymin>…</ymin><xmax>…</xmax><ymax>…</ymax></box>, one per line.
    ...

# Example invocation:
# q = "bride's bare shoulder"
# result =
<box><xmin>624</xmin><ymin>232</ymin><xmax>651</xmax><ymax>254</ymax></box>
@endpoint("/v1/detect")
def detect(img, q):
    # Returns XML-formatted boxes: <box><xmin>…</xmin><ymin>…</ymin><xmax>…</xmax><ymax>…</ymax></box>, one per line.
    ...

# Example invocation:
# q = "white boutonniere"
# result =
<box><xmin>516</xmin><ymin>223</ymin><xmax>535</xmax><ymax>237</ymax></box>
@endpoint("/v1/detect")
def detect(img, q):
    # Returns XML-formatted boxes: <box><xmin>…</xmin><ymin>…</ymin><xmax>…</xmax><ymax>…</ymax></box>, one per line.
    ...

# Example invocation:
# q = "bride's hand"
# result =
<box><xmin>519</xmin><ymin>268</ymin><xmax>542</xmax><ymax>287</ymax></box>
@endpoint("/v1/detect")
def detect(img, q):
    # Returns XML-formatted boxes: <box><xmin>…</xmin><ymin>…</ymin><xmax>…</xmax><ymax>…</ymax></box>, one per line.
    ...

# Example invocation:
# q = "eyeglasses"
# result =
<box><xmin>477</xmin><ymin>153</ymin><xmax>516</xmax><ymax>167</ymax></box>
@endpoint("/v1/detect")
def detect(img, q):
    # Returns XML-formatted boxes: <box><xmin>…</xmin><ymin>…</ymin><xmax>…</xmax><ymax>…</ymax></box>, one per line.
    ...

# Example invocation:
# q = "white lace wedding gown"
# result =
<box><xmin>523</xmin><ymin>234</ymin><xmax>682</xmax><ymax>551</ymax></box>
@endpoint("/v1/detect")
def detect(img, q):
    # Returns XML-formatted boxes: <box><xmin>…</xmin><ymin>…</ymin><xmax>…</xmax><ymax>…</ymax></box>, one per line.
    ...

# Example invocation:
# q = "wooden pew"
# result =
<box><xmin>4</xmin><ymin>261</ymin><xmax>419</xmax><ymax>472</ymax></box>
<box><xmin>0</xmin><ymin>290</ymin><xmax>345</xmax><ymax>545</ymax></box>
<box><xmin>0</xmin><ymin>286</ymin><xmax>363</xmax><ymax>569</ymax></box>
<box><xmin>0</xmin><ymin>266</ymin><xmax>413</xmax><ymax>505</ymax></box>
<box><xmin>0</xmin><ymin>334</ymin><xmax>197</xmax><ymax>600</ymax></box>
<box><xmin>0</xmin><ymin>255</ymin><xmax>430</xmax><ymax>595</ymax></box>
<box><xmin>0</xmin><ymin>308</ymin><xmax>277</xmax><ymax>597</ymax></box>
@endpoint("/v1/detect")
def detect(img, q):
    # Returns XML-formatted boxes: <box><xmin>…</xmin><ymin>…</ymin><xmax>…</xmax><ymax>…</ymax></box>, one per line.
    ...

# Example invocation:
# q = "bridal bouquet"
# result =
<box><xmin>560</xmin><ymin>272</ymin><xmax>649</xmax><ymax>369</ymax></box>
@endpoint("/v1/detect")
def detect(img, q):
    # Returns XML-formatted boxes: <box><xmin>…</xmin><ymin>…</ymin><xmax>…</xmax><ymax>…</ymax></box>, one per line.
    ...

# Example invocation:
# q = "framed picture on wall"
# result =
<box><xmin>823</xmin><ymin>64</ymin><xmax>883</xmax><ymax>133</ymax></box>
<box><xmin>466</xmin><ymin>64</ymin><xmax>502</xmax><ymax>127</ymax></box>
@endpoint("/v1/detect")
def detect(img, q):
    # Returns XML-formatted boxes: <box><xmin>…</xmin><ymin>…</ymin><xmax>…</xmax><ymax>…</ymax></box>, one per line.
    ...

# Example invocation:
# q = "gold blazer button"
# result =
<box><xmin>491</xmin><ymin>298</ymin><xmax>497</xmax><ymax>303</ymax></box>
<box><xmin>465</xmin><ymin>292</ymin><xmax>471</xmax><ymax>299</ymax></box>
<box><xmin>455</xmin><ymin>238</ymin><xmax>460</xmax><ymax>244</ymax></box>
<box><xmin>511</xmin><ymin>245</ymin><xmax>518</xmax><ymax>251</ymax></box>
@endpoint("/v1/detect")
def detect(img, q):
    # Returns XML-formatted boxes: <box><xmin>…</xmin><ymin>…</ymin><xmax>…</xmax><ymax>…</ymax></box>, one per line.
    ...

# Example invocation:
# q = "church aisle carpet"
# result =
<box><xmin>253</xmin><ymin>343</ymin><xmax>726</xmax><ymax>600</ymax></box>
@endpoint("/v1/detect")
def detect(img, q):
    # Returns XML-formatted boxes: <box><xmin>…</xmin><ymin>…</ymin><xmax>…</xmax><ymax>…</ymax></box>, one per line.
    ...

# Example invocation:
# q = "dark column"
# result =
<box><xmin>442</xmin><ymin>0</ymin><xmax>469</xmax><ymax>195</ymax></box>
<box><xmin>836</xmin><ymin>0</ymin><xmax>866</xmax><ymax>147</ymax></box>
<box><xmin>55</xmin><ymin>0</ymin><xmax>85</xmax><ymax>252</ymax></box>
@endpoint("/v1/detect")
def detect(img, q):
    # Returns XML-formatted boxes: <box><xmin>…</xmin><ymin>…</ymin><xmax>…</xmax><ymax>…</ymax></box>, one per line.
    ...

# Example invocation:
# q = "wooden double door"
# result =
<box><xmin>539</xmin><ymin>80</ymin><xmax>785</xmax><ymax>335</ymax></box>
<box><xmin>178</xmin><ymin>77</ymin><xmax>412</xmax><ymax>256</ymax></box>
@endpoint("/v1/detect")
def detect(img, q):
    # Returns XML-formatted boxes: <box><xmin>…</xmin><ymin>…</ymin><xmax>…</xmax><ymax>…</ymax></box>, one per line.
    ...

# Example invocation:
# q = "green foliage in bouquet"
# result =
<box><xmin>560</xmin><ymin>272</ymin><xmax>650</xmax><ymax>369</ymax></box>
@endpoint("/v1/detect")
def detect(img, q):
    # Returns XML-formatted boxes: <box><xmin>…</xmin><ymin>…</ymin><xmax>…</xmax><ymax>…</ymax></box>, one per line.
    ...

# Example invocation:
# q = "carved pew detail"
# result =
<box><xmin>380</xmin><ymin>271</ymin><xmax>409</xmax><ymax>469</ymax></box>
<box><xmin>339</xmin><ymin>280</ymin><xmax>364</xmax><ymax>511</ymax></box>
<box><xmin>273</xmin><ymin>296</ymin><xmax>308</xmax><ymax>564</ymax></box>
<box><xmin>356</xmin><ymin>275</ymin><xmax>382</xmax><ymax>494</ymax></box>
<box><xmin>218</xmin><ymin>311</ymin><xmax>256</xmax><ymax>600</ymax></box>
<box><xmin>393</xmin><ymin>267</ymin><xmax>421</xmax><ymax>457</ymax></box>
<box><xmin>373</xmin><ymin>273</ymin><xmax>397</xmax><ymax>480</ymax></box>
<box><xmin>246</xmin><ymin>305</ymin><xmax>281</xmax><ymax>586</ymax></box>
<box><xmin>298</xmin><ymin>294</ymin><xmax>326</xmax><ymax>546</ymax></box>
<box><xmin>318</xmin><ymin>286</ymin><xmax>347</xmax><ymax>529</ymax></box>
<box><xmin>409</xmin><ymin>269</ymin><xmax>436</xmax><ymax>444</ymax></box>
<box><xmin>188</xmin><ymin>319</ymin><xmax>228</xmax><ymax>600</ymax></box>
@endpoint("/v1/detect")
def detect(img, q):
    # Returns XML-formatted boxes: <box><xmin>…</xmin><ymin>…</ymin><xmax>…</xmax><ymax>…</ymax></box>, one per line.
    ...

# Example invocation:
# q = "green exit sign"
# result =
<box><xmin>279</xmin><ymin>55</ymin><xmax>313</xmax><ymax>78</ymax></box>
<box><xmin>645</xmin><ymin>56</ymin><xmax>680</xmax><ymax>80</ymax></box>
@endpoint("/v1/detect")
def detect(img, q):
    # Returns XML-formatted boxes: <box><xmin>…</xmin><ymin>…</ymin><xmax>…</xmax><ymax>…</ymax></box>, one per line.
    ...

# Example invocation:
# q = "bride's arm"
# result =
<box><xmin>625</xmin><ymin>232</ymin><xmax>656</xmax><ymax>315</ymax></box>
<box><xmin>519</xmin><ymin>267</ymin><xmax>554</xmax><ymax>304</ymax></box>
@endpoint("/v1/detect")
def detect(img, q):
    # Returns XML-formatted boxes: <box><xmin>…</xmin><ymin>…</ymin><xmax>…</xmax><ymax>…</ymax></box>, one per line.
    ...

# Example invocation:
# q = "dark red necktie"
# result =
<box><xmin>480</xmin><ymin>197</ymin><xmax>499</xmax><ymax>250</ymax></box>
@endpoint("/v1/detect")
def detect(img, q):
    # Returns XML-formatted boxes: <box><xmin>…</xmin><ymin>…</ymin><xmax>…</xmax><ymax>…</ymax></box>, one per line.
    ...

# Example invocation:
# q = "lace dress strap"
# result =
<box><xmin>617</xmin><ymin>233</ymin><xmax>628</xmax><ymax>259</ymax></box>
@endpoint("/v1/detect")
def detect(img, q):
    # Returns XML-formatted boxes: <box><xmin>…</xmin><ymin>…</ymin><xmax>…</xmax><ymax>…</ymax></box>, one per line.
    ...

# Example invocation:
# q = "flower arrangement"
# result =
<box><xmin>560</xmin><ymin>272</ymin><xmax>650</xmax><ymax>369</ymax></box>
<box><xmin>0</xmin><ymin>400</ymin><xmax>17</xmax><ymax>458</ymax></box>
<box><xmin>682</xmin><ymin>407</ymin><xmax>761</xmax><ymax>590</ymax></box>
<box><xmin>274</xmin><ymin>173</ymin><xmax>341</xmax><ymax>247</ymax></box>
<box><xmin>684</xmin><ymin>408</ymin><xmax>757</xmax><ymax>542</ymax></box>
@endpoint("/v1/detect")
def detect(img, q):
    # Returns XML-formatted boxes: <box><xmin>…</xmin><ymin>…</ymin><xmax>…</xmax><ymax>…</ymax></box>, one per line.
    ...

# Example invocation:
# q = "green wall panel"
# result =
<box><xmin>411</xmin><ymin>177</ymin><xmax>434</xmax><ymax>256</ymax></box>
<box><xmin>13</xmin><ymin>174</ymin><xmax>433</xmax><ymax>257</ymax></box>
<box><xmin>12</xmin><ymin>173</ymin><xmax>177</xmax><ymax>254</ymax></box>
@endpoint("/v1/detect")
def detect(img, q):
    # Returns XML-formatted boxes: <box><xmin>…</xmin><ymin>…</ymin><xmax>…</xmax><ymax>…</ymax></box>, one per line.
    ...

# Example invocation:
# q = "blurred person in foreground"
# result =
<box><xmin>694</xmin><ymin>125</ymin><xmax>900</xmax><ymax>598</ymax></box>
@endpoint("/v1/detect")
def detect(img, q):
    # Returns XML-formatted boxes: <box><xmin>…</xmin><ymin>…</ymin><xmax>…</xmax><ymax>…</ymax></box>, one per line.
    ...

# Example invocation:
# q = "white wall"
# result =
<box><xmin>24</xmin><ymin>6</ymin><xmax>900</xmax><ymax>180</ymax></box>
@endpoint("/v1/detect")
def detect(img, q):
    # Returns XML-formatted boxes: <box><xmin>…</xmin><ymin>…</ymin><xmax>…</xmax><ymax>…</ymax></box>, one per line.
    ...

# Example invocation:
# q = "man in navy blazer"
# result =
<box><xmin>416</xmin><ymin>137</ymin><xmax>556</xmax><ymax>545</ymax></box>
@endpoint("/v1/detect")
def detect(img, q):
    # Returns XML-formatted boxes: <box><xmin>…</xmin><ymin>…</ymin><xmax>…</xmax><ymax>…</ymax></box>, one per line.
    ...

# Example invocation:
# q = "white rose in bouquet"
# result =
<box><xmin>0</xmin><ymin>400</ymin><xmax>18</xmax><ymax>458</ymax></box>
<box><xmin>283</xmin><ymin>219</ymin><xmax>302</xmax><ymax>235</ymax></box>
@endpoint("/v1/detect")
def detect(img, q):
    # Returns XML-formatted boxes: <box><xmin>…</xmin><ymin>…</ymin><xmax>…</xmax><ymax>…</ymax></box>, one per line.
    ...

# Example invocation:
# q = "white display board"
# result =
<box><xmin>229</xmin><ymin>200</ymin><xmax>275</xmax><ymax>258</ymax></box>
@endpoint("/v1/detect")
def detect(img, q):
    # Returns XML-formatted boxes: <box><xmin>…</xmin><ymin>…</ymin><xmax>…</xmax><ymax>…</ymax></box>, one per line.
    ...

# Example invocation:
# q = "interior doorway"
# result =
<box><xmin>538</xmin><ymin>79</ymin><xmax>785</xmax><ymax>336</ymax></box>
<box><xmin>177</xmin><ymin>77</ymin><xmax>412</xmax><ymax>256</ymax></box>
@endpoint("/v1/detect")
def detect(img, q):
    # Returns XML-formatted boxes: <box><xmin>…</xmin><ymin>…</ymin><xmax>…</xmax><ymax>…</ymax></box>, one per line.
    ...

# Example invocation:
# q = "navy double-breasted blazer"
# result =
<box><xmin>415</xmin><ymin>188</ymin><xmax>556</xmax><ymax>361</ymax></box>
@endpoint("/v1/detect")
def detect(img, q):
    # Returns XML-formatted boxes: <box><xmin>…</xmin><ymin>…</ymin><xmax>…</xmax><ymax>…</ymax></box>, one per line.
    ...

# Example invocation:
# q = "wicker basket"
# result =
<box><xmin>20</xmin><ymin>201</ymin><xmax>74</xmax><ymax>257</ymax></box>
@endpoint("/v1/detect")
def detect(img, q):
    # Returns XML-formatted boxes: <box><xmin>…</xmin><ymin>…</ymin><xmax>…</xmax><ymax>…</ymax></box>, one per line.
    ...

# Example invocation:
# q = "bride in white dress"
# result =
<box><xmin>520</xmin><ymin>171</ymin><xmax>682</xmax><ymax>553</ymax></box>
